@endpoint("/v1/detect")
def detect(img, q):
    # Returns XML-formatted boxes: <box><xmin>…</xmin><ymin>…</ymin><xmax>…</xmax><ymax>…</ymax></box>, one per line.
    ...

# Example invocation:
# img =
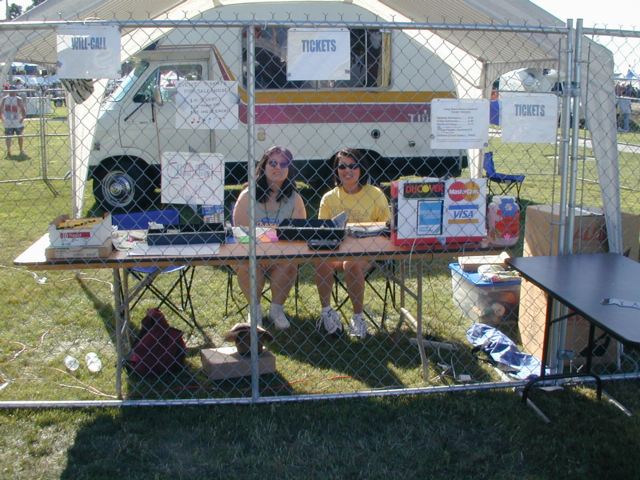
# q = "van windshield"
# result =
<box><xmin>105</xmin><ymin>61</ymin><xmax>149</xmax><ymax>102</ymax></box>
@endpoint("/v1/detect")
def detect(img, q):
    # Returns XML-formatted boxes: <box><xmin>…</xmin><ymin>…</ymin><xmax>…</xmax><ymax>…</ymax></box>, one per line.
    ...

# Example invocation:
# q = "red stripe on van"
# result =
<box><xmin>239</xmin><ymin>103</ymin><xmax>432</xmax><ymax>124</ymax></box>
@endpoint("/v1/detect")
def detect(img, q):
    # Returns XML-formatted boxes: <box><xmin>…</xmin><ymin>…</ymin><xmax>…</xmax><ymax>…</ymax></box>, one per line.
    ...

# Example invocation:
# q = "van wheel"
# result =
<box><xmin>93</xmin><ymin>159</ymin><xmax>154</xmax><ymax>213</ymax></box>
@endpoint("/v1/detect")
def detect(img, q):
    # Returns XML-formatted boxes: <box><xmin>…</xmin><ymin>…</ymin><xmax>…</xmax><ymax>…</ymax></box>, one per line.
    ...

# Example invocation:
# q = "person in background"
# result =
<box><xmin>617</xmin><ymin>88</ymin><xmax>632</xmax><ymax>132</ymax></box>
<box><xmin>314</xmin><ymin>148</ymin><xmax>390</xmax><ymax>339</ymax></box>
<box><xmin>1</xmin><ymin>85</ymin><xmax>27</xmax><ymax>158</ymax></box>
<box><xmin>232</xmin><ymin>146</ymin><xmax>306</xmax><ymax>330</ymax></box>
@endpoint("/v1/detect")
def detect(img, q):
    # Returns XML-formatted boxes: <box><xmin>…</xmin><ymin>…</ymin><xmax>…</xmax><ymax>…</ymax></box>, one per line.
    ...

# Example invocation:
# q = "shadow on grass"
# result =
<box><xmin>75</xmin><ymin>274</ymin><xmax>117</xmax><ymax>346</ymax></box>
<box><xmin>57</xmin><ymin>384</ymin><xmax>640</xmax><ymax>479</ymax></box>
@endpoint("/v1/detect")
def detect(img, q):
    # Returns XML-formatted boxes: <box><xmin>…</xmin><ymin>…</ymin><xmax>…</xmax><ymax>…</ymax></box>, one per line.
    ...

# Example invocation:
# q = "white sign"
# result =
<box><xmin>287</xmin><ymin>28</ymin><xmax>350</xmax><ymax>81</ymax></box>
<box><xmin>500</xmin><ymin>92</ymin><xmax>559</xmax><ymax>143</ymax></box>
<box><xmin>430</xmin><ymin>99</ymin><xmax>490</xmax><ymax>149</ymax></box>
<box><xmin>161</xmin><ymin>152</ymin><xmax>225</xmax><ymax>205</ymax></box>
<box><xmin>56</xmin><ymin>25</ymin><xmax>121</xmax><ymax>79</ymax></box>
<box><xmin>175</xmin><ymin>80</ymin><xmax>239</xmax><ymax>130</ymax></box>
<box><xmin>392</xmin><ymin>178</ymin><xmax>487</xmax><ymax>246</ymax></box>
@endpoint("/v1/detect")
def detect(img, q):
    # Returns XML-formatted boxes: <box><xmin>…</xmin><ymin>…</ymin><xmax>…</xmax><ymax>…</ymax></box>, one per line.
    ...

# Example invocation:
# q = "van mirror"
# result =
<box><xmin>133</xmin><ymin>92</ymin><xmax>151</xmax><ymax>103</ymax></box>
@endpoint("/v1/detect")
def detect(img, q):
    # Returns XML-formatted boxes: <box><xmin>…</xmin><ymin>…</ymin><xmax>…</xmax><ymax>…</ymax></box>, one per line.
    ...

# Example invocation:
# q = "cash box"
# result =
<box><xmin>449</xmin><ymin>262</ymin><xmax>521</xmax><ymax>326</ymax></box>
<box><xmin>276</xmin><ymin>219</ymin><xmax>345</xmax><ymax>242</ymax></box>
<box><xmin>146</xmin><ymin>223</ymin><xmax>227</xmax><ymax>245</ymax></box>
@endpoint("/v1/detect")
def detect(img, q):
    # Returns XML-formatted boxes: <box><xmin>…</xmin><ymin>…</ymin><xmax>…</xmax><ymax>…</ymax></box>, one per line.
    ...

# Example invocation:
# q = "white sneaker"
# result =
<box><xmin>349</xmin><ymin>314</ymin><xmax>368</xmax><ymax>339</ymax></box>
<box><xmin>269</xmin><ymin>304</ymin><xmax>290</xmax><ymax>330</ymax></box>
<box><xmin>317</xmin><ymin>307</ymin><xmax>343</xmax><ymax>336</ymax></box>
<box><xmin>247</xmin><ymin>309</ymin><xmax>262</xmax><ymax>327</ymax></box>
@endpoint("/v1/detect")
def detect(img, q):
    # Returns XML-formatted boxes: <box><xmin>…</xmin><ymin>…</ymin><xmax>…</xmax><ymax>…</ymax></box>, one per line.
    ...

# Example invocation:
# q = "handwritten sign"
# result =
<box><xmin>161</xmin><ymin>152</ymin><xmax>224</xmax><ymax>206</ymax></box>
<box><xmin>175</xmin><ymin>80</ymin><xmax>239</xmax><ymax>130</ymax></box>
<box><xmin>56</xmin><ymin>25</ymin><xmax>120</xmax><ymax>79</ymax></box>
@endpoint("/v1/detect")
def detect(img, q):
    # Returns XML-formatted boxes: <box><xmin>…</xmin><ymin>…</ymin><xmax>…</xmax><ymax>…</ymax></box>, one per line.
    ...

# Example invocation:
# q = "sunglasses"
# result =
<box><xmin>337</xmin><ymin>163</ymin><xmax>360</xmax><ymax>170</ymax></box>
<box><xmin>268</xmin><ymin>159</ymin><xmax>290</xmax><ymax>168</ymax></box>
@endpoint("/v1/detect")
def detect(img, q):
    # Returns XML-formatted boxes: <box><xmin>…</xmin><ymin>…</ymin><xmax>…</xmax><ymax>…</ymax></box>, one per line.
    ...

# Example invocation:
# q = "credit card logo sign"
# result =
<box><xmin>403</xmin><ymin>182</ymin><xmax>445</xmax><ymax>198</ymax></box>
<box><xmin>448</xmin><ymin>180</ymin><xmax>481</xmax><ymax>202</ymax></box>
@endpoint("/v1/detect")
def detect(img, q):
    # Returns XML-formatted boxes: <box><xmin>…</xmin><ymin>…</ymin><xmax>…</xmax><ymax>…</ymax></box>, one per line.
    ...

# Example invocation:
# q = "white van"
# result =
<box><xmin>88</xmin><ymin>1</ymin><xmax>466</xmax><ymax>211</ymax></box>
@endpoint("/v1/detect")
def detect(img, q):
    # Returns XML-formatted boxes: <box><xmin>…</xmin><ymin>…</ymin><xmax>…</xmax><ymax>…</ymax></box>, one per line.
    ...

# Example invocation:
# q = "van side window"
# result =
<box><xmin>134</xmin><ymin>64</ymin><xmax>203</xmax><ymax>103</ymax></box>
<box><xmin>242</xmin><ymin>27</ymin><xmax>389</xmax><ymax>90</ymax></box>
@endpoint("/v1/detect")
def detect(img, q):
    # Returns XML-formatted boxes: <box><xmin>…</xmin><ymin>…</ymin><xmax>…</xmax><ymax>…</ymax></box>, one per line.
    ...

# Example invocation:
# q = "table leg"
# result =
<box><xmin>112</xmin><ymin>268</ymin><xmax>124</xmax><ymax>400</ymax></box>
<box><xmin>415</xmin><ymin>260</ymin><xmax>429</xmax><ymax>381</ymax></box>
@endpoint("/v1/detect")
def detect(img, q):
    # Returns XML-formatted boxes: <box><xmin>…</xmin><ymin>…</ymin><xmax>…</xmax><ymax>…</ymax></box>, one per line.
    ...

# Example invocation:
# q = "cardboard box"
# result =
<box><xmin>522</xmin><ymin>205</ymin><xmax>639</xmax><ymax>259</ymax></box>
<box><xmin>449</xmin><ymin>263</ymin><xmax>521</xmax><ymax>326</ymax></box>
<box><xmin>518</xmin><ymin>204</ymin><xmax>639</xmax><ymax>368</ymax></box>
<box><xmin>200</xmin><ymin>346</ymin><xmax>276</xmax><ymax>380</ymax></box>
<box><xmin>518</xmin><ymin>280</ymin><xmax>618</xmax><ymax>368</ymax></box>
<box><xmin>48</xmin><ymin>214</ymin><xmax>113</xmax><ymax>248</ymax></box>
<box><xmin>45</xmin><ymin>236</ymin><xmax>113</xmax><ymax>260</ymax></box>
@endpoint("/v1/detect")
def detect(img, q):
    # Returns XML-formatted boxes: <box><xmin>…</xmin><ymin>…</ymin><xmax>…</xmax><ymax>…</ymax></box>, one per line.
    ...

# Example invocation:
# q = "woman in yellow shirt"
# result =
<box><xmin>316</xmin><ymin>148</ymin><xmax>390</xmax><ymax>338</ymax></box>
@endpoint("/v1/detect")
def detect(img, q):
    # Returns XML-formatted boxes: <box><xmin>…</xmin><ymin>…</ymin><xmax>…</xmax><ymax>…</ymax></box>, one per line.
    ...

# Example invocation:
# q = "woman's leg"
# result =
<box><xmin>343</xmin><ymin>260</ymin><xmax>372</xmax><ymax>315</ymax></box>
<box><xmin>268</xmin><ymin>262</ymin><xmax>297</xmax><ymax>305</ymax></box>
<box><xmin>234</xmin><ymin>264</ymin><xmax>266</xmax><ymax>306</ymax></box>
<box><xmin>315</xmin><ymin>260</ymin><xmax>339</xmax><ymax>308</ymax></box>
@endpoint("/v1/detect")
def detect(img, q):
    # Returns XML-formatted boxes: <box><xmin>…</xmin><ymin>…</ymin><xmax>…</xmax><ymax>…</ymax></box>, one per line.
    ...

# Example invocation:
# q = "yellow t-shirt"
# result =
<box><xmin>318</xmin><ymin>184</ymin><xmax>390</xmax><ymax>223</ymax></box>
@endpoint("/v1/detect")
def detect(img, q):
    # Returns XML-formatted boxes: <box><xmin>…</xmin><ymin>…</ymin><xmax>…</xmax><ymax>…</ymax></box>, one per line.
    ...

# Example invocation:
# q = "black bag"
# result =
<box><xmin>126</xmin><ymin>308</ymin><xmax>187</xmax><ymax>376</ymax></box>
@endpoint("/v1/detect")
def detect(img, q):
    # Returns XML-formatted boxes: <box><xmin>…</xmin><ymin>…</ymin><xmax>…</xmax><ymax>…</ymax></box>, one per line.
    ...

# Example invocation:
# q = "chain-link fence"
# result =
<box><xmin>1</xmin><ymin>8</ymin><xmax>639</xmax><ymax>406</ymax></box>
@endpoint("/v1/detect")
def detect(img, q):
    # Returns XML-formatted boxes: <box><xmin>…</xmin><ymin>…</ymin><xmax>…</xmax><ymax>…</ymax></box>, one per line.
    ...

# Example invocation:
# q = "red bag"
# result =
<box><xmin>126</xmin><ymin>308</ymin><xmax>187</xmax><ymax>376</ymax></box>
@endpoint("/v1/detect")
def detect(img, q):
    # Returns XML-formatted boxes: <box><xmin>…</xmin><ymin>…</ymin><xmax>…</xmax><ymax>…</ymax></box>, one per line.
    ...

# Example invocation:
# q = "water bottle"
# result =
<box><xmin>64</xmin><ymin>355</ymin><xmax>80</xmax><ymax>372</ymax></box>
<box><xmin>85</xmin><ymin>352</ymin><xmax>103</xmax><ymax>373</ymax></box>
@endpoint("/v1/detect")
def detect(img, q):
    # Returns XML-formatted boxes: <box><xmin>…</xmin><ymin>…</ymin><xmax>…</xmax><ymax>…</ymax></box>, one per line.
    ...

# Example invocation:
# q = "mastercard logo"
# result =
<box><xmin>448</xmin><ymin>181</ymin><xmax>480</xmax><ymax>202</ymax></box>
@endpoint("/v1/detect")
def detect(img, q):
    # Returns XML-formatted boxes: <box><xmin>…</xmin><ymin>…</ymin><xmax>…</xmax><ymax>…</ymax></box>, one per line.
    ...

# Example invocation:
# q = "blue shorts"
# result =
<box><xmin>4</xmin><ymin>127</ymin><xmax>24</xmax><ymax>136</ymax></box>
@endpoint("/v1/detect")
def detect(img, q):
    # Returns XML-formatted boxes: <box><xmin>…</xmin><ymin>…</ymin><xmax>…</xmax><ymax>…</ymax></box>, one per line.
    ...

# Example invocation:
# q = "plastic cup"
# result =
<box><xmin>85</xmin><ymin>352</ymin><xmax>102</xmax><ymax>373</ymax></box>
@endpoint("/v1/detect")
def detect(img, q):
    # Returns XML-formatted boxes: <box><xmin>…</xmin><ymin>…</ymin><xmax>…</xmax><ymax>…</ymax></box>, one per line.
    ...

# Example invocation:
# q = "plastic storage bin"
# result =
<box><xmin>449</xmin><ymin>263</ymin><xmax>521</xmax><ymax>326</ymax></box>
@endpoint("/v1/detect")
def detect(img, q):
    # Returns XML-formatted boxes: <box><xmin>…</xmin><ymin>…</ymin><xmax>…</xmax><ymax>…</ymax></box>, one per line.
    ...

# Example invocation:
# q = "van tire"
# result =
<box><xmin>93</xmin><ymin>158</ymin><xmax>155</xmax><ymax>213</ymax></box>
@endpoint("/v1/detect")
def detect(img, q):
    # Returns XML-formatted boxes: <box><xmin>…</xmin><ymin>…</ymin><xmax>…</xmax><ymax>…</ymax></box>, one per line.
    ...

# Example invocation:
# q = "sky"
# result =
<box><xmin>529</xmin><ymin>0</ymin><xmax>639</xmax><ymax>28</ymax></box>
<box><xmin>530</xmin><ymin>0</ymin><xmax>640</xmax><ymax>73</ymax></box>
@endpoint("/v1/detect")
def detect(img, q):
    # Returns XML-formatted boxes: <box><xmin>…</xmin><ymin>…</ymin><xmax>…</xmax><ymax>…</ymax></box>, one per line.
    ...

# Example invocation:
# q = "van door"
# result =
<box><xmin>119</xmin><ymin>61</ymin><xmax>211</xmax><ymax>158</ymax></box>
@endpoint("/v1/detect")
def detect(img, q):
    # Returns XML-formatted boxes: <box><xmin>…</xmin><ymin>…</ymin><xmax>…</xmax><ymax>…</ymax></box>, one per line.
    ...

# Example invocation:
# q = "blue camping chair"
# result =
<box><xmin>111</xmin><ymin>209</ymin><xmax>209</xmax><ymax>341</ymax></box>
<box><xmin>483</xmin><ymin>152</ymin><xmax>525</xmax><ymax>203</ymax></box>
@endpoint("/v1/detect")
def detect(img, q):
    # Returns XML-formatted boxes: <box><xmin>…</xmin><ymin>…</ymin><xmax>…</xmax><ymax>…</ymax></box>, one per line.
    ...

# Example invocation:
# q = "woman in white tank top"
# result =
<box><xmin>232</xmin><ymin>146</ymin><xmax>306</xmax><ymax>330</ymax></box>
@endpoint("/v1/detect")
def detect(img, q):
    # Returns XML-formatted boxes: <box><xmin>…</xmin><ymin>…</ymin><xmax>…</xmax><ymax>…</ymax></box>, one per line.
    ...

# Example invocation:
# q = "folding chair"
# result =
<box><xmin>111</xmin><ymin>209</ymin><xmax>209</xmax><ymax>341</ymax></box>
<box><xmin>332</xmin><ymin>260</ymin><xmax>396</xmax><ymax>332</ymax></box>
<box><xmin>483</xmin><ymin>152</ymin><xmax>525</xmax><ymax>203</ymax></box>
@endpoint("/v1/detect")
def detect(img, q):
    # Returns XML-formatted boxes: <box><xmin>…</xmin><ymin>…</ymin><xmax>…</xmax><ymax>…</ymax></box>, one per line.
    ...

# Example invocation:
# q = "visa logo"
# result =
<box><xmin>451</xmin><ymin>210</ymin><xmax>475</xmax><ymax>219</ymax></box>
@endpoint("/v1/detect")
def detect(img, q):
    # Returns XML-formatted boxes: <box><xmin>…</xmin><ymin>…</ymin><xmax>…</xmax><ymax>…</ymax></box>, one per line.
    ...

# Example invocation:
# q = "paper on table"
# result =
<box><xmin>232</xmin><ymin>226</ymin><xmax>277</xmax><ymax>243</ymax></box>
<box><xmin>128</xmin><ymin>243</ymin><xmax>220</xmax><ymax>257</ymax></box>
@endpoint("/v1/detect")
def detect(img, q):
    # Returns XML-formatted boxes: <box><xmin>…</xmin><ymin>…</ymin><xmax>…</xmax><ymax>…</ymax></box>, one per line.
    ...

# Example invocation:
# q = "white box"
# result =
<box><xmin>45</xmin><ymin>236</ymin><xmax>113</xmax><ymax>260</ymax></box>
<box><xmin>200</xmin><ymin>346</ymin><xmax>276</xmax><ymax>380</ymax></box>
<box><xmin>48</xmin><ymin>214</ymin><xmax>112</xmax><ymax>248</ymax></box>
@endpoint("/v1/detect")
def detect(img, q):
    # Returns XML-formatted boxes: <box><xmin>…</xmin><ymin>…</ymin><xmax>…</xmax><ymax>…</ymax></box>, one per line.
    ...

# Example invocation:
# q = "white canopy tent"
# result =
<box><xmin>0</xmin><ymin>0</ymin><xmax>621</xmax><ymax>253</ymax></box>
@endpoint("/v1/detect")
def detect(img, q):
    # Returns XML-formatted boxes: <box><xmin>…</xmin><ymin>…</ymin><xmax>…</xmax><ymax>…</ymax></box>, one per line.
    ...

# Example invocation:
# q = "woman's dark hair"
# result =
<box><xmin>255</xmin><ymin>145</ymin><xmax>298</xmax><ymax>203</ymax></box>
<box><xmin>330</xmin><ymin>148</ymin><xmax>370</xmax><ymax>187</ymax></box>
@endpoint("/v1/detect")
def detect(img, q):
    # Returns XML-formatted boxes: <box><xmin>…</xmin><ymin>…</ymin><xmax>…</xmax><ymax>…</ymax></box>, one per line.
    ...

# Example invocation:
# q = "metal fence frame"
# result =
<box><xmin>2</xmin><ymin>14</ymin><xmax>639</xmax><ymax>408</ymax></box>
